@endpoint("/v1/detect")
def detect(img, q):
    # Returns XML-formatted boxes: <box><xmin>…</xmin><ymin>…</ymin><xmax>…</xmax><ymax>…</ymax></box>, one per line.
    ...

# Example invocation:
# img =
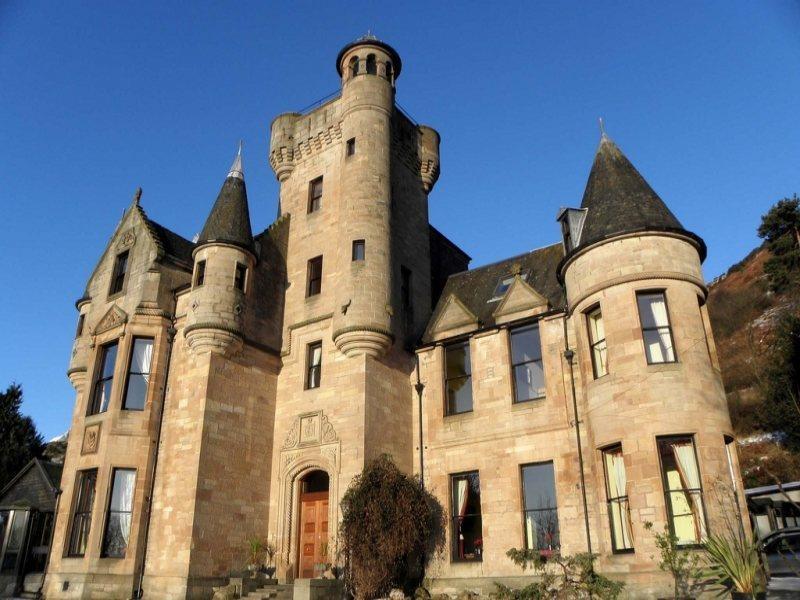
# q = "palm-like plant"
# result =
<box><xmin>703</xmin><ymin>533</ymin><xmax>761</xmax><ymax>596</ymax></box>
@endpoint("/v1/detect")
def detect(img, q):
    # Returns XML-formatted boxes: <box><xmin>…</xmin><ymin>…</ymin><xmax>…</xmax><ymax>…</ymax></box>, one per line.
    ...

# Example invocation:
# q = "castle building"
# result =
<box><xmin>43</xmin><ymin>36</ymin><xmax>744</xmax><ymax>599</ymax></box>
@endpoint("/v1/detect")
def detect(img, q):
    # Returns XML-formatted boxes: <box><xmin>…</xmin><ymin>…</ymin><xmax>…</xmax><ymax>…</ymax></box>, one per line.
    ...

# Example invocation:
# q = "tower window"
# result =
<box><xmin>349</xmin><ymin>55</ymin><xmax>359</xmax><ymax>78</ymax></box>
<box><xmin>510</xmin><ymin>324</ymin><xmax>545</xmax><ymax>402</ymax></box>
<box><xmin>445</xmin><ymin>341</ymin><xmax>472</xmax><ymax>415</ymax></box>
<box><xmin>122</xmin><ymin>337</ymin><xmax>154</xmax><ymax>411</ymax></box>
<box><xmin>234</xmin><ymin>263</ymin><xmax>247</xmax><ymax>292</ymax></box>
<box><xmin>75</xmin><ymin>314</ymin><xmax>85</xmax><ymax>338</ymax></box>
<box><xmin>109</xmin><ymin>250</ymin><xmax>129</xmax><ymax>296</ymax></box>
<box><xmin>521</xmin><ymin>462</ymin><xmax>560</xmax><ymax>554</ymax></box>
<box><xmin>307</xmin><ymin>256</ymin><xmax>323</xmax><ymax>297</ymax></box>
<box><xmin>89</xmin><ymin>340</ymin><xmax>118</xmax><ymax>415</ymax></box>
<box><xmin>306</xmin><ymin>341</ymin><xmax>322</xmax><ymax>389</ymax></box>
<box><xmin>401</xmin><ymin>266</ymin><xmax>413</xmax><ymax>328</ymax></box>
<box><xmin>308</xmin><ymin>176</ymin><xmax>323</xmax><ymax>213</ymax></box>
<box><xmin>657</xmin><ymin>435</ymin><xmax>707</xmax><ymax>545</ymax></box>
<box><xmin>67</xmin><ymin>469</ymin><xmax>97</xmax><ymax>557</ymax></box>
<box><xmin>101</xmin><ymin>469</ymin><xmax>136</xmax><ymax>558</ymax></box>
<box><xmin>194</xmin><ymin>260</ymin><xmax>206</xmax><ymax>287</ymax></box>
<box><xmin>637</xmin><ymin>291</ymin><xmax>676</xmax><ymax>364</ymax></box>
<box><xmin>602</xmin><ymin>445</ymin><xmax>634</xmax><ymax>552</ymax></box>
<box><xmin>352</xmin><ymin>239</ymin><xmax>365</xmax><ymax>261</ymax></box>
<box><xmin>586</xmin><ymin>305</ymin><xmax>608</xmax><ymax>378</ymax></box>
<box><xmin>346</xmin><ymin>137</ymin><xmax>356</xmax><ymax>157</ymax></box>
<box><xmin>366</xmin><ymin>54</ymin><xmax>377</xmax><ymax>75</ymax></box>
<box><xmin>385</xmin><ymin>60</ymin><xmax>394</xmax><ymax>81</ymax></box>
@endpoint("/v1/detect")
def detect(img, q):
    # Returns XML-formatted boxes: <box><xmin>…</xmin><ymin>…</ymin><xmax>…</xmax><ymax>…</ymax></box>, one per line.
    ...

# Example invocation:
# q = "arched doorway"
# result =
<box><xmin>297</xmin><ymin>470</ymin><xmax>329</xmax><ymax>578</ymax></box>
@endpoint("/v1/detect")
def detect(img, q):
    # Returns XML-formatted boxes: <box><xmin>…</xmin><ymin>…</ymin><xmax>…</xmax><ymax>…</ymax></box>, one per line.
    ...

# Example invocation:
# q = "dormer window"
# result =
<box><xmin>488</xmin><ymin>272</ymin><xmax>528</xmax><ymax>302</ymax></box>
<box><xmin>557</xmin><ymin>208</ymin><xmax>588</xmax><ymax>253</ymax></box>
<box><xmin>109</xmin><ymin>251</ymin><xmax>129</xmax><ymax>296</ymax></box>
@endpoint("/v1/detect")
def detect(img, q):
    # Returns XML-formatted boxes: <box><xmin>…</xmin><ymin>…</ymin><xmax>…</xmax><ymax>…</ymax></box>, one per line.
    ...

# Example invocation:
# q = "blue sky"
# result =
<box><xmin>1</xmin><ymin>1</ymin><xmax>799</xmax><ymax>439</ymax></box>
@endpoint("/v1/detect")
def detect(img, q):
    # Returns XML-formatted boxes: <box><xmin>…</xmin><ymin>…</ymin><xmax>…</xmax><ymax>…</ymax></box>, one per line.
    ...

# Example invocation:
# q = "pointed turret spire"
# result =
<box><xmin>197</xmin><ymin>144</ymin><xmax>254</xmax><ymax>252</ymax></box>
<box><xmin>577</xmin><ymin>134</ymin><xmax>694</xmax><ymax>252</ymax></box>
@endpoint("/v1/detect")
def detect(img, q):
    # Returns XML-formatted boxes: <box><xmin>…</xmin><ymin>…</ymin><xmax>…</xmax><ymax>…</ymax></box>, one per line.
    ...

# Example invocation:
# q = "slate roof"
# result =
<box><xmin>423</xmin><ymin>243</ymin><xmax>565</xmax><ymax>343</ymax></box>
<box><xmin>576</xmin><ymin>136</ymin><xmax>705</xmax><ymax>258</ymax></box>
<box><xmin>145</xmin><ymin>218</ymin><xmax>195</xmax><ymax>267</ymax></box>
<box><xmin>197</xmin><ymin>175</ymin><xmax>254</xmax><ymax>252</ymax></box>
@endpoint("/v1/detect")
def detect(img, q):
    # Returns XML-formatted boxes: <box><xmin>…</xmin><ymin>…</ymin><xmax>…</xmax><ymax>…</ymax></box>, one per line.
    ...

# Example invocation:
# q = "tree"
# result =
<box><xmin>759</xmin><ymin>314</ymin><xmax>800</xmax><ymax>450</ymax></box>
<box><xmin>757</xmin><ymin>195</ymin><xmax>800</xmax><ymax>292</ymax></box>
<box><xmin>0</xmin><ymin>383</ymin><xmax>45</xmax><ymax>489</ymax></box>
<box><xmin>339</xmin><ymin>454</ymin><xmax>444</xmax><ymax>600</ymax></box>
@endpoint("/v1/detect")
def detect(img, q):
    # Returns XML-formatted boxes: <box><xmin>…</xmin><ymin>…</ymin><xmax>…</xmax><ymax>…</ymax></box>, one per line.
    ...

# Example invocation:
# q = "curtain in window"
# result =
<box><xmin>640</xmin><ymin>295</ymin><xmax>675</xmax><ymax>362</ymax></box>
<box><xmin>132</xmin><ymin>339</ymin><xmax>153</xmax><ymax>385</ymax></box>
<box><xmin>457</xmin><ymin>479</ymin><xmax>468</xmax><ymax>557</ymax></box>
<box><xmin>671</xmin><ymin>442</ymin><xmax>707</xmax><ymax>541</ymax></box>
<box><xmin>118</xmin><ymin>470</ymin><xmax>135</xmax><ymax>547</ymax></box>
<box><xmin>604</xmin><ymin>450</ymin><xmax>633</xmax><ymax>548</ymax></box>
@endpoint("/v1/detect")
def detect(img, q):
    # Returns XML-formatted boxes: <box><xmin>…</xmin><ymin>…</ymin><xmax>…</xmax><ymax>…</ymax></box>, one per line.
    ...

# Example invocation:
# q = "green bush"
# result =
<box><xmin>340</xmin><ymin>454</ymin><xmax>444</xmax><ymax>600</ymax></box>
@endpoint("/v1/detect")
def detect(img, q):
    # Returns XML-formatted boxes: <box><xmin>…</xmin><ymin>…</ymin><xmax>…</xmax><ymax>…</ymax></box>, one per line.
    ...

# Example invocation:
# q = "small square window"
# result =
<box><xmin>194</xmin><ymin>260</ymin><xmax>206</xmax><ymax>287</ymax></box>
<box><xmin>346</xmin><ymin>138</ymin><xmax>356</xmax><ymax>157</ymax></box>
<box><xmin>234</xmin><ymin>263</ymin><xmax>247</xmax><ymax>292</ymax></box>
<box><xmin>352</xmin><ymin>240</ymin><xmax>365</xmax><ymax>261</ymax></box>
<box><xmin>307</xmin><ymin>256</ymin><xmax>323</xmax><ymax>297</ymax></box>
<box><xmin>308</xmin><ymin>177</ymin><xmax>323</xmax><ymax>213</ymax></box>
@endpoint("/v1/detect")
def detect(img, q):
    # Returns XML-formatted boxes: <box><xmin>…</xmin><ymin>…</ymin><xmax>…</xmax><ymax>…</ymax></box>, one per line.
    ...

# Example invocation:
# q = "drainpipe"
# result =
<box><xmin>563</xmin><ymin>314</ymin><xmax>593</xmax><ymax>554</ymax></box>
<box><xmin>133</xmin><ymin>296</ymin><xmax>178</xmax><ymax>599</ymax></box>
<box><xmin>414</xmin><ymin>353</ymin><xmax>425</xmax><ymax>489</ymax></box>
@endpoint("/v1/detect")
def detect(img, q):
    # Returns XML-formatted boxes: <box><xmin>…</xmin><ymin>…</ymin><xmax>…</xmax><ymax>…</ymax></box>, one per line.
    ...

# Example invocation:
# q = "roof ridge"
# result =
<box><xmin>451</xmin><ymin>242</ymin><xmax>562</xmax><ymax>276</ymax></box>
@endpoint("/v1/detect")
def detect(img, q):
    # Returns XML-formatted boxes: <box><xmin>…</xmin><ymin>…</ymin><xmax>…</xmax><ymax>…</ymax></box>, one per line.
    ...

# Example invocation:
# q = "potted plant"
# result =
<box><xmin>703</xmin><ymin>533</ymin><xmax>764</xmax><ymax>599</ymax></box>
<box><xmin>246</xmin><ymin>537</ymin><xmax>264</xmax><ymax>578</ymax></box>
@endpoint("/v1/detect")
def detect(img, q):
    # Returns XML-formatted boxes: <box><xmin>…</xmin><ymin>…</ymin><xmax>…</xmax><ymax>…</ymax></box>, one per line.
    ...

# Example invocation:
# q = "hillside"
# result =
<box><xmin>707</xmin><ymin>245</ymin><xmax>800</xmax><ymax>486</ymax></box>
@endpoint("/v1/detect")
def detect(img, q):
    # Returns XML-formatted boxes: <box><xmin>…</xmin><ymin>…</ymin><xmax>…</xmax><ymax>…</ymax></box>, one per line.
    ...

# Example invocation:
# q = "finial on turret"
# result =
<box><xmin>133</xmin><ymin>187</ymin><xmax>142</xmax><ymax>206</ymax></box>
<box><xmin>598</xmin><ymin>117</ymin><xmax>607</xmax><ymax>140</ymax></box>
<box><xmin>227</xmin><ymin>141</ymin><xmax>244</xmax><ymax>180</ymax></box>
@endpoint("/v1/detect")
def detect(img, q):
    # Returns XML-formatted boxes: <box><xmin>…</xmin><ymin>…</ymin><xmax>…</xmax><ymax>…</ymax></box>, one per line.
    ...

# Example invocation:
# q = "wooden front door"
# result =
<box><xmin>298</xmin><ymin>490</ymin><xmax>329</xmax><ymax>578</ymax></box>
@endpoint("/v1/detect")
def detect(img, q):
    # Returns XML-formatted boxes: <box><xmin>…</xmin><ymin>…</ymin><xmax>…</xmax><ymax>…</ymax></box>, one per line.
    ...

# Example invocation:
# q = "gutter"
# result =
<box><xmin>133</xmin><ymin>293</ymin><xmax>178</xmax><ymax>599</ymax></box>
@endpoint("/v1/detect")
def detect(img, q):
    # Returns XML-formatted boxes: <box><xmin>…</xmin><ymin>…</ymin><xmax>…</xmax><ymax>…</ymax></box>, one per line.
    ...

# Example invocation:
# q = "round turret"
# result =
<box><xmin>269</xmin><ymin>112</ymin><xmax>301</xmax><ymax>183</ymax></box>
<box><xmin>185</xmin><ymin>146</ymin><xmax>255</xmax><ymax>355</ymax></box>
<box><xmin>336</xmin><ymin>35</ymin><xmax>401</xmax><ymax>86</ymax></box>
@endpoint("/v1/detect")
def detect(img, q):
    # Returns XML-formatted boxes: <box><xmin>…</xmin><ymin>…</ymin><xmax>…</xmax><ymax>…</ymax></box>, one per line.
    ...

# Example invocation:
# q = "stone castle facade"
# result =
<box><xmin>45</xmin><ymin>37</ymin><xmax>745</xmax><ymax>599</ymax></box>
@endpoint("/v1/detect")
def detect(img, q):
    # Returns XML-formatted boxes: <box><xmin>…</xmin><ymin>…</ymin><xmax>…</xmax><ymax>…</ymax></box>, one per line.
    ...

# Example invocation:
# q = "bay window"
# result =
<box><xmin>89</xmin><ymin>341</ymin><xmax>118</xmax><ymax>415</ymax></box>
<box><xmin>67</xmin><ymin>469</ymin><xmax>97</xmax><ymax>557</ymax></box>
<box><xmin>101</xmin><ymin>469</ymin><xmax>136</xmax><ymax>558</ymax></box>
<box><xmin>122</xmin><ymin>338</ymin><xmax>154</xmax><ymax>410</ymax></box>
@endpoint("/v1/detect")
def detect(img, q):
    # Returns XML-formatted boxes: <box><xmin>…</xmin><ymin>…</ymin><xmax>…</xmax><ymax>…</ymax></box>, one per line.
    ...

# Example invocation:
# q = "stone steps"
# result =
<box><xmin>242</xmin><ymin>583</ymin><xmax>293</xmax><ymax>600</ymax></box>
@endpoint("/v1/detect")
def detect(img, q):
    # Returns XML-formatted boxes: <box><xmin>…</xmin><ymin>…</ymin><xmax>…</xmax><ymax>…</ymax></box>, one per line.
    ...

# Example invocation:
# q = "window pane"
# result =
<box><xmin>352</xmin><ymin>240</ymin><xmax>365</xmax><ymax>261</ymax></box>
<box><xmin>638</xmin><ymin>293</ymin><xmax>670</xmax><ymax>329</ymax></box>
<box><xmin>511</xmin><ymin>326</ymin><xmax>542</xmax><ymax>364</ymax></box>
<box><xmin>110</xmin><ymin>470</ymin><xmax>135</xmax><ymax>512</ymax></box>
<box><xmin>103</xmin><ymin>513</ymin><xmax>131</xmax><ymax>558</ymax></box>
<box><xmin>514</xmin><ymin>362</ymin><xmax>545</xmax><ymax>401</ymax></box>
<box><xmin>130</xmin><ymin>339</ymin><xmax>153</xmax><ymax>375</ymax></box>
<box><xmin>95</xmin><ymin>379</ymin><xmax>114</xmax><ymax>413</ymax></box>
<box><xmin>446</xmin><ymin>344</ymin><xmax>471</xmax><ymax>378</ymax></box>
<box><xmin>102</xmin><ymin>343</ymin><xmax>118</xmax><ymax>378</ymax></box>
<box><xmin>68</xmin><ymin>471</ymin><xmax>96</xmax><ymax>556</ymax></box>
<box><xmin>658</xmin><ymin>437</ymin><xmax>707</xmax><ymax>544</ymax></box>
<box><xmin>451</xmin><ymin>473</ymin><xmax>482</xmax><ymax>560</ymax></box>
<box><xmin>592</xmin><ymin>340</ymin><xmax>608</xmax><ymax>376</ymax></box>
<box><xmin>447</xmin><ymin>377</ymin><xmax>473</xmax><ymax>414</ymax></box>
<box><xmin>124</xmin><ymin>375</ymin><xmax>148</xmax><ymax>410</ymax></box>
<box><xmin>103</xmin><ymin>470</ymin><xmax>135</xmax><ymax>558</ymax></box>
<box><xmin>524</xmin><ymin>508</ymin><xmax>560</xmax><ymax>553</ymax></box>
<box><xmin>588</xmin><ymin>309</ymin><xmax>604</xmax><ymax>343</ymax></box>
<box><xmin>643</xmin><ymin>328</ymin><xmax>675</xmax><ymax>363</ymax></box>
<box><xmin>522</xmin><ymin>463</ymin><xmax>557</xmax><ymax>510</ymax></box>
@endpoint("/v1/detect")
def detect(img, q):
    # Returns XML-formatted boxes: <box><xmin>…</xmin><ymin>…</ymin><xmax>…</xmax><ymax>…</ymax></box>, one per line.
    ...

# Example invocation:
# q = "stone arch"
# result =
<box><xmin>348</xmin><ymin>55</ymin><xmax>359</xmax><ymax>79</ymax></box>
<box><xmin>366</xmin><ymin>53</ymin><xmax>377</xmax><ymax>75</ymax></box>
<box><xmin>277</xmin><ymin>451</ymin><xmax>340</xmax><ymax>577</ymax></box>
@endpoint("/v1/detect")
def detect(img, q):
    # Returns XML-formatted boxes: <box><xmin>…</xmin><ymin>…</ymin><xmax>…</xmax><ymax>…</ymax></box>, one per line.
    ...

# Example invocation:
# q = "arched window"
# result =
<box><xmin>366</xmin><ymin>54</ymin><xmax>376</xmax><ymax>75</ymax></box>
<box><xmin>385</xmin><ymin>60</ymin><xmax>393</xmax><ymax>81</ymax></box>
<box><xmin>349</xmin><ymin>56</ymin><xmax>359</xmax><ymax>78</ymax></box>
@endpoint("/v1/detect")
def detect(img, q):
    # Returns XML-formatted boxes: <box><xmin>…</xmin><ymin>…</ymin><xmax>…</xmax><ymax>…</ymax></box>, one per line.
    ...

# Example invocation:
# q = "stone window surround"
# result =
<box><xmin>507</xmin><ymin>323</ymin><xmax>546</xmax><ymax>404</ymax></box>
<box><xmin>107</xmin><ymin>250</ymin><xmax>130</xmax><ymax>299</ymax></box>
<box><xmin>443</xmin><ymin>339</ymin><xmax>473</xmax><ymax>417</ymax></box>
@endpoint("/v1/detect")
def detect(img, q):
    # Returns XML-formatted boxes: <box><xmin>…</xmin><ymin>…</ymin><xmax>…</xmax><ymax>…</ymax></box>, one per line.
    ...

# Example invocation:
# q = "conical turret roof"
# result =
<box><xmin>197</xmin><ymin>144</ymin><xmax>254</xmax><ymax>252</ymax></box>
<box><xmin>577</xmin><ymin>135</ymin><xmax>691</xmax><ymax>249</ymax></box>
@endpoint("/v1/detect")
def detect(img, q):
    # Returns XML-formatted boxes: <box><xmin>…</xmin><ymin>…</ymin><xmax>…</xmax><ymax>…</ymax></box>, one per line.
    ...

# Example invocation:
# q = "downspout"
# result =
<box><xmin>414</xmin><ymin>353</ymin><xmax>425</xmax><ymax>489</ymax></box>
<box><xmin>133</xmin><ymin>294</ymin><xmax>178</xmax><ymax>599</ymax></box>
<box><xmin>563</xmin><ymin>314</ymin><xmax>593</xmax><ymax>554</ymax></box>
<box><xmin>36</xmin><ymin>488</ymin><xmax>62</xmax><ymax>599</ymax></box>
